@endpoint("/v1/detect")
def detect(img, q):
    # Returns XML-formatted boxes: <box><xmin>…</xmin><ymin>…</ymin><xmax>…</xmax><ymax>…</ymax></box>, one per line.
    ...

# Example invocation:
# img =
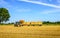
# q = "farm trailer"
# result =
<box><xmin>14</xmin><ymin>20</ymin><xmax>42</xmax><ymax>27</ymax></box>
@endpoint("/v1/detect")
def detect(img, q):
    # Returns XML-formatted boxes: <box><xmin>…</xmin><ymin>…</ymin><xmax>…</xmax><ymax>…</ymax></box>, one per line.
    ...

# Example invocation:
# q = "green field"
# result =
<box><xmin>0</xmin><ymin>25</ymin><xmax>60</xmax><ymax>38</ymax></box>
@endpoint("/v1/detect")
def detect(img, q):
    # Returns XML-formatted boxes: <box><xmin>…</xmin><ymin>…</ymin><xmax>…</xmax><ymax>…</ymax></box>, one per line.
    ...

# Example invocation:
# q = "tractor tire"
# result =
<box><xmin>14</xmin><ymin>24</ymin><xmax>18</xmax><ymax>27</ymax></box>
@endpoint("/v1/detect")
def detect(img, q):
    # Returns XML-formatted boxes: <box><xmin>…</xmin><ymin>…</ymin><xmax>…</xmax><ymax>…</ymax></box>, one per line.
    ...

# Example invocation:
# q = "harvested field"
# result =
<box><xmin>0</xmin><ymin>25</ymin><xmax>60</xmax><ymax>38</ymax></box>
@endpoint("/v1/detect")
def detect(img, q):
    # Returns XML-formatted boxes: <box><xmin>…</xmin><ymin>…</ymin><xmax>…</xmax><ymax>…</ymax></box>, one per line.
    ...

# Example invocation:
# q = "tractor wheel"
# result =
<box><xmin>14</xmin><ymin>24</ymin><xmax>18</xmax><ymax>27</ymax></box>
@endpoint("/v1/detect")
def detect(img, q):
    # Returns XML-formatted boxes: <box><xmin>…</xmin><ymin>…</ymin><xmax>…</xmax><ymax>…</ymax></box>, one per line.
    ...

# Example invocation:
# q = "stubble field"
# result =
<box><xmin>0</xmin><ymin>24</ymin><xmax>60</xmax><ymax>38</ymax></box>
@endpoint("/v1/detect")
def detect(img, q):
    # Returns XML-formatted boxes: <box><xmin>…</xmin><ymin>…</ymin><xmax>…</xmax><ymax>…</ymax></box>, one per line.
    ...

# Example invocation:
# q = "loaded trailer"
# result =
<box><xmin>14</xmin><ymin>20</ymin><xmax>42</xmax><ymax>27</ymax></box>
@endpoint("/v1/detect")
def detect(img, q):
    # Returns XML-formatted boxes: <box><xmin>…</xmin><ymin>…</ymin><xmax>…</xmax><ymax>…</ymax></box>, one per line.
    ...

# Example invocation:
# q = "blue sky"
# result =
<box><xmin>0</xmin><ymin>0</ymin><xmax>60</xmax><ymax>22</ymax></box>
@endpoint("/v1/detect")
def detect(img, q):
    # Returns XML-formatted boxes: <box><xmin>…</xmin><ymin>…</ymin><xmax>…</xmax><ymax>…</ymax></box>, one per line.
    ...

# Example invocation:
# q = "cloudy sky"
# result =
<box><xmin>0</xmin><ymin>0</ymin><xmax>60</xmax><ymax>22</ymax></box>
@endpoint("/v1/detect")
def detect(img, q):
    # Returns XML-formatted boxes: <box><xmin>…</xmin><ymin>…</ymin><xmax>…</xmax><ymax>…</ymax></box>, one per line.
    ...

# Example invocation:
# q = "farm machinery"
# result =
<box><xmin>14</xmin><ymin>20</ymin><xmax>42</xmax><ymax>27</ymax></box>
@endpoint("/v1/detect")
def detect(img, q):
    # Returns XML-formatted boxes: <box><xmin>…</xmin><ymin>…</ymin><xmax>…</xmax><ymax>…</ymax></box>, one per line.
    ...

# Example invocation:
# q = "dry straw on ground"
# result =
<box><xmin>0</xmin><ymin>25</ymin><xmax>60</xmax><ymax>38</ymax></box>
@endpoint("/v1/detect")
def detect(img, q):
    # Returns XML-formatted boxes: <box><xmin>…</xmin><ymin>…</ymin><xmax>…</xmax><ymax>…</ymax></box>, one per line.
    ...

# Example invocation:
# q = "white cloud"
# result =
<box><xmin>19</xmin><ymin>0</ymin><xmax>60</xmax><ymax>8</ymax></box>
<box><xmin>16</xmin><ymin>9</ymin><xmax>31</xmax><ymax>12</ymax></box>
<box><xmin>41</xmin><ymin>9</ymin><xmax>60</xmax><ymax>14</ymax></box>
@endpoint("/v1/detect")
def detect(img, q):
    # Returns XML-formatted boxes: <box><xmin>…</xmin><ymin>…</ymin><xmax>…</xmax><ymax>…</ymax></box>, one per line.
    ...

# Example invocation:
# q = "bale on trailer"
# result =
<box><xmin>30</xmin><ymin>22</ymin><xmax>42</xmax><ymax>26</ymax></box>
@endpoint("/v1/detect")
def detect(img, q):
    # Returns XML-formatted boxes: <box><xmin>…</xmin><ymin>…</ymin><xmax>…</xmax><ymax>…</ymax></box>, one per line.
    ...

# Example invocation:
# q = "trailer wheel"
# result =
<box><xmin>32</xmin><ymin>25</ymin><xmax>35</xmax><ymax>26</ymax></box>
<box><xmin>28</xmin><ymin>25</ymin><xmax>30</xmax><ymax>26</ymax></box>
<box><xmin>21</xmin><ymin>25</ymin><xmax>23</xmax><ymax>26</ymax></box>
<box><xmin>19</xmin><ymin>25</ymin><xmax>21</xmax><ymax>27</ymax></box>
<box><xmin>39</xmin><ymin>24</ymin><xmax>42</xmax><ymax>26</ymax></box>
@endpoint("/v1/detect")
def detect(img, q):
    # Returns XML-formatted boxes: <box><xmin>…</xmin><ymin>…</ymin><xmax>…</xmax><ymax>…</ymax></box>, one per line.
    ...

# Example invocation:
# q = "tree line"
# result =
<box><xmin>43</xmin><ymin>21</ymin><xmax>60</xmax><ymax>24</ymax></box>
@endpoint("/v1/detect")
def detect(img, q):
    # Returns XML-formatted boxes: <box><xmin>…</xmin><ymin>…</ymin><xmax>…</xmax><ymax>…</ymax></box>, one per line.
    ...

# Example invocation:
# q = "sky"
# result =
<box><xmin>0</xmin><ymin>0</ymin><xmax>60</xmax><ymax>22</ymax></box>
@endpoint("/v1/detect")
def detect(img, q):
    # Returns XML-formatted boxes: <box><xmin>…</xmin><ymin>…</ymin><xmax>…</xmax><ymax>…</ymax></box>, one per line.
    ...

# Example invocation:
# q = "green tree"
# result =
<box><xmin>0</xmin><ymin>8</ymin><xmax>10</xmax><ymax>23</ymax></box>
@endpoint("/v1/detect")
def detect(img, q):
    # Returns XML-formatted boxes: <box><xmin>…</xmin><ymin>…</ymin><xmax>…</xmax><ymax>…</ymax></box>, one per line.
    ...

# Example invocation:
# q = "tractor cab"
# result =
<box><xmin>14</xmin><ymin>22</ymin><xmax>20</xmax><ymax>27</ymax></box>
